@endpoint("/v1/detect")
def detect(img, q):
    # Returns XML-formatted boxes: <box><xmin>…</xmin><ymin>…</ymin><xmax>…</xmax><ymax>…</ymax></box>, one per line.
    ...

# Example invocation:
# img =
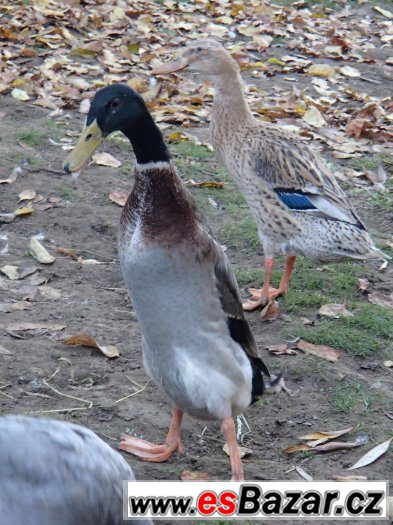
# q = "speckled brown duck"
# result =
<box><xmin>154</xmin><ymin>39</ymin><xmax>389</xmax><ymax>313</ymax></box>
<box><xmin>62</xmin><ymin>83</ymin><xmax>272</xmax><ymax>481</ymax></box>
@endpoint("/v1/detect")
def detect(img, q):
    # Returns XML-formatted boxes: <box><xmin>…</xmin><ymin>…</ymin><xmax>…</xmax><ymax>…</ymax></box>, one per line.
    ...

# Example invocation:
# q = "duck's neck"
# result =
<box><xmin>212</xmin><ymin>70</ymin><xmax>253</xmax><ymax>128</ymax></box>
<box><xmin>122</xmin><ymin>111</ymin><xmax>170</xmax><ymax>165</ymax></box>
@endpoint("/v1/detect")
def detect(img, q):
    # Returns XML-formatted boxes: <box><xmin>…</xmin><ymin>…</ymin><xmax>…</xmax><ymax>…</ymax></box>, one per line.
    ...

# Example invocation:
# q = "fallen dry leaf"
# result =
<box><xmin>0</xmin><ymin>265</ymin><xmax>20</xmax><ymax>280</ymax></box>
<box><xmin>5</xmin><ymin>322</ymin><xmax>65</xmax><ymax>332</ymax></box>
<box><xmin>30</xmin><ymin>236</ymin><xmax>55</xmax><ymax>264</ymax></box>
<box><xmin>340</xmin><ymin>65</ymin><xmax>361</xmax><ymax>78</ymax></box>
<box><xmin>296</xmin><ymin>339</ymin><xmax>340</xmax><ymax>362</ymax></box>
<box><xmin>347</xmin><ymin>438</ymin><xmax>392</xmax><ymax>470</ymax></box>
<box><xmin>332</xmin><ymin>475</ymin><xmax>367</xmax><ymax>481</ymax></box>
<box><xmin>56</xmin><ymin>247</ymin><xmax>79</xmax><ymax>260</ymax></box>
<box><xmin>367</xmin><ymin>291</ymin><xmax>393</xmax><ymax>311</ymax></box>
<box><xmin>303</xmin><ymin>106</ymin><xmax>326</xmax><ymax>128</ymax></box>
<box><xmin>306</xmin><ymin>64</ymin><xmax>336</xmax><ymax>79</ymax></box>
<box><xmin>223</xmin><ymin>443</ymin><xmax>252</xmax><ymax>459</ymax></box>
<box><xmin>11</xmin><ymin>88</ymin><xmax>29</xmax><ymax>101</ymax></box>
<box><xmin>373</xmin><ymin>5</ymin><xmax>393</xmax><ymax>18</ymax></box>
<box><xmin>296</xmin><ymin>466</ymin><xmax>313</xmax><ymax>481</ymax></box>
<box><xmin>267</xmin><ymin>343</ymin><xmax>297</xmax><ymax>356</ymax></box>
<box><xmin>364</xmin><ymin>165</ymin><xmax>387</xmax><ymax>193</ymax></box>
<box><xmin>0</xmin><ymin>301</ymin><xmax>33</xmax><ymax>313</ymax></box>
<box><xmin>383</xmin><ymin>360</ymin><xmax>393</xmax><ymax>368</ymax></box>
<box><xmin>185</xmin><ymin>179</ymin><xmax>225</xmax><ymax>188</ymax></box>
<box><xmin>358</xmin><ymin>278</ymin><xmax>370</xmax><ymax>292</ymax></box>
<box><xmin>109</xmin><ymin>191</ymin><xmax>128</xmax><ymax>207</ymax></box>
<box><xmin>285</xmin><ymin>438</ymin><xmax>366</xmax><ymax>454</ymax></box>
<box><xmin>18</xmin><ymin>189</ymin><xmax>37</xmax><ymax>202</ymax></box>
<box><xmin>318</xmin><ymin>303</ymin><xmax>353</xmax><ymax>318</ymax></box>
<box><xmin>38</xmin><ymin>285</ymin><xmax>62</xmax><ymax>300</ymax></box>
<box><xmin>181</xmin><ymin>470</ymin><xmax>210</xmax><ymax>481</ymax></box>
<box><xmin>299</xmin><ymin>427</ymin><xmax>354</xmax><ymax>442</ymax></box>
<box><xmin>0</xmin><ymin>344</ymin><xmax>13</xmax><ymax>356</ymax></box>
<box><xmin>64</xmin><ymin>332</ymin><xmax>120</xmax><ymax>358</ymax></box>
<box><xmin>13</xmin><ymin>205</ymin><xmax>34</xmax><ymax>218</ymax></box>
<box><xmin>261</xmin><ymin>299</ymin><xmax>280</xmax><ymax>321</ymax></box>
<box><xmin>92</xmin><ymin>152</ymin><xmax>121</xmax><ymax>168</ymax></box>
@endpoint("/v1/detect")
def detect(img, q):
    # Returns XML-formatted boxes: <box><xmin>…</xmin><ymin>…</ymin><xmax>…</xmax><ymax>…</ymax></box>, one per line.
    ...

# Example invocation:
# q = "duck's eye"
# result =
<box><xmin>107</xmin><ymin>99</ymin><xmax>120</xmax><ymax>111</ymax></box>
<box><xmin>85</xmin><ymin>133</ymin><xmax>92</xmax><ymax>141</ymax></box>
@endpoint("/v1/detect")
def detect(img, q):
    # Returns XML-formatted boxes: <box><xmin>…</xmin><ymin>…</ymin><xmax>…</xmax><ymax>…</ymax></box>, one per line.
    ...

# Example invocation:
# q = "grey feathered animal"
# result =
<box><xmin>63</xmin><ymin>84</ymin><xmax>272</xmax><ymax>481</ymax></box>
<box><xmin>0</xmin><ymin>415</ymin><xmax>152</xmax><ymax>525</ymax></box>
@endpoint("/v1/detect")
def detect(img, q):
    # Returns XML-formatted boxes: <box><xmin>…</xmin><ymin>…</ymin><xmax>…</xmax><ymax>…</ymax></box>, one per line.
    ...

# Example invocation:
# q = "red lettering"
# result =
<box><xmin>218</xmin><ymin>490</ymin><xmax>237</xmax><ymax>515</ymax></box>
<box><xmin>197</xmin><ymin>491</ymin><xmax>218</xmax><ymax>515</ymax></box>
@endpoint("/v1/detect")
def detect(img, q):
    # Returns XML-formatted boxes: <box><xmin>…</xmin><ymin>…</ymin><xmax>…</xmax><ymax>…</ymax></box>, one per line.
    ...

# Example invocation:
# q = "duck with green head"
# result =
<box><xmin>63</xmin><ymin>83</ymin><xmax>272</xmax><ymax>481</ymax></box>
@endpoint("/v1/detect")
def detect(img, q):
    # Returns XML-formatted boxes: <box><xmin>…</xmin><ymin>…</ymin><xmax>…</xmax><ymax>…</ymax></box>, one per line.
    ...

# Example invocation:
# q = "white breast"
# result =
<box><xmin>118</xmin><ymin>223</ymin><xmax>252</xmax><ymax>420</ymax></box>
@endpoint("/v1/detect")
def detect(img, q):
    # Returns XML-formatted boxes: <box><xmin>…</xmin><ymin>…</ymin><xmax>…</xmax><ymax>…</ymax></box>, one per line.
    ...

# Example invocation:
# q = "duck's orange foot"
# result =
<box><xmin>119</xmin><ymin>434</ymin><xmax>183</xmax><ymax>463</ymax></box>
<box><xmin>242</xmin><ymin>287</ymin><xmax>282</xmax><ymax>311</ymax></box>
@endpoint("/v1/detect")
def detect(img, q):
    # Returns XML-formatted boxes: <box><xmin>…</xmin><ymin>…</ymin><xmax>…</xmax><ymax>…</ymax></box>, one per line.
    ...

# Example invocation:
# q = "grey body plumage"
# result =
<box><xmin>0</xmin><ymin>415</ymin><xmax>152</xmax><ymax>525</ymax></box>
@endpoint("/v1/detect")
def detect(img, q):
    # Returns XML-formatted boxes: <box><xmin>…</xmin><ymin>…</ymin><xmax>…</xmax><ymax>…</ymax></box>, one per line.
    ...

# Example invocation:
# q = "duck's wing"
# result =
<box><xmin>211</xmin><ymin>237</ymin><xmax>270</xmax><ymax>399</ymax></box>
<box><xmin>248</xmin><ymin>125</ymin><xmax>365</xmax><ymax>229</ymax></box>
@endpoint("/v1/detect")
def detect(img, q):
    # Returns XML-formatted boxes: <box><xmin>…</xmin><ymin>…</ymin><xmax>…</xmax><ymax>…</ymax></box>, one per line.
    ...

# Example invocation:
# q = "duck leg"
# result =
<box><xmin>119</xmin><ymin>407</ymin><xmax>183</xmax><ymax>462</ymax></box>
<box><xmin>243</xmin><ymin>257</ymin><xmax>275</xmax><ymax>311</ymax></box>
<box><xmin>221</xmin><ymin>418</ymin><xmax>244</xmax><ymax>481</ymax></box>
<box><xmin>243</xmin><ymin>256</ymin><xmax>296</xmax><ymax>311</ymax></box>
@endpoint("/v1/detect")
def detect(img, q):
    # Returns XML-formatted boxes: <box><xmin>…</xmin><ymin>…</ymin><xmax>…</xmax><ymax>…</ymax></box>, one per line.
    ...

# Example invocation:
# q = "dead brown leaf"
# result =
<box><xmin>267</xmin><ymin>344</ymin><xmax>297</xmax><ymax>356</ymax></box>
<box><xmin>358</xmin><ymin>278</ymin><xmax>370</xmax><ymax>292</ymax></box>
<box><xmin>181</xmin><ymin>470</ymin><xmax>210</xmax><ymax>481</ymax></box>
<box><xmin>368</xmin><ymin>291</ymin><xmax>393</xmax><ymax>311</ymax></box>
<box><xmin>5</xmin><ymin>322</ymin><xmax>66</xmax><ymax>332</ymax></box>
<box><xmin>64</xmin><ymin>332</ymin><xmax>120</xmax><ymax>358</ymax></box>
<box><xmin>347</xmin><ymin>438</ymin><xmax>392</xmax><ymax>470</ymax></box>
<box><xmin>296</xmin><ymin>339</ymin><xmax>340</xmax><ymax>362</ymax></box>
<box><xmin>318</xmin><ymin>303</ymin><xmax>353</xmax><ymax>318</ymax></box>
<box><xmin>261</xmin><ymin>299</ymin><xmax>279</xmax><ymax>321</ymax></box>
<box><xmin>56</xmin><ymin>247</ymin><xmax>79</xmax><ymax>260</ymax></box>
<box><xmin>185</xmin><ymin>179</ymin><xmax>225</xmax><ymax>188</ymax></box>
<box><xmin>18</xmin><ymin>189</ymin><xmax>37</xmax><ymax>202</ymax></box>
<box><xmin>0</xmin><ymin>301</ymin><xmax>33</xmax><ymax>313</ymax></box>
<box><xmin>109</xmin><ymin>191</ymin><xmax>128</xmax><ymax>207</ymax></box>
<box><xmin>92</xmin><ymin>152</ymin><xmax>121</xmax><ymax>168</ymax></box>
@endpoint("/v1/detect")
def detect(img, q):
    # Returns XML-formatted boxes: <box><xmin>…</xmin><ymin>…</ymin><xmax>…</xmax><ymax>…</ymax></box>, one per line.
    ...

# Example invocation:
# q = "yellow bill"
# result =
<box><xmin>152</xmin><ymin>58</ymin><xmax>189</xmax><ymax>75</ymax></box>
<box><xmin>62</xmin><ymin>119</ymin><xmax>103</xmax><ymax>173</ymax></box>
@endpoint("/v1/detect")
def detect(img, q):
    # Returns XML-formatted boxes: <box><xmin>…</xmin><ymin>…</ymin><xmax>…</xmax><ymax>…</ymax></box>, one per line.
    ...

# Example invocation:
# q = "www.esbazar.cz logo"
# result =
<box><xmin>124</xmin><ymin>481</ymin><xmax>389</xmax><ymax>520</ymax></box>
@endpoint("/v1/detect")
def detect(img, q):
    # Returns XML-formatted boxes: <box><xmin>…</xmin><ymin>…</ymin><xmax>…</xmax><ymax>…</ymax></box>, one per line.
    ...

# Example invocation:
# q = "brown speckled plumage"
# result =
<box><xmin>162</xmin><ymin>39</ymin><xmax>388</xmax><ymax>264</ymax></box>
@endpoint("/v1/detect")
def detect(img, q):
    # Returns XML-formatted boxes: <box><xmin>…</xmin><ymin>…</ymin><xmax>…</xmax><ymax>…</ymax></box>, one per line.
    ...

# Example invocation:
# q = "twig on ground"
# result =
<box><xmin>109</xmin><ymin>379</ymin><xmax>150</xmax><ymax>406</ymax></box>
<box><xmin>43</xmin><ymin>379</ymin><xmax>93</xmax><ymax>408</ymax></box>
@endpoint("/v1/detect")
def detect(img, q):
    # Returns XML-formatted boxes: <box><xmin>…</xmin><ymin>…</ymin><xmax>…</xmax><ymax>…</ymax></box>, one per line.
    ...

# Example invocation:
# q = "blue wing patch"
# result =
<box><xmin>275</xmin><ymin>189</ymin><xmax>317</xmax><ymax>211</ymax></box>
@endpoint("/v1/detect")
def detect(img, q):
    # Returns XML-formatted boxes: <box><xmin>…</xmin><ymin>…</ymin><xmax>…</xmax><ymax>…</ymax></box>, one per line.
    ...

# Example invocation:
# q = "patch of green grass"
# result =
<box><xmin>350</xmin><ymin>153</ymin><xmax>393</xmax><ymax>174</ymax></box>
<box><xmin>345</xmin><ymin>304</ymin><xmax>393</xmax><ymax>340</ymax></box>
<box><xmin>283</xmin><ymin>259</ymin><xmax>366</xmax><ymax>312</ymax></box>
<box><xmin>108</xmin><ymin>132</ymin><xmax>130</xmax><ymax>150</ymax></box>
<box><xmin>171</xmin><ymin>140</ymin><xmax>214</xmax><ymax>159</ymax></box>
<box><xmin>292</xmin><ymin>320</ymin><xmax>387</xmax><ymax>357</ymax></box>
<box><xmin>119</xmin><ymin>161</ymin><xmax>135</xmax><ymax>175</ymax></box>
<box><xmin>3</xmin><ymin>149</ymin><xmax>42</xmax><ymax>166</ymax></box>
<box><xmin>15</xmin><ymin>118</ymin><xmax>61</xmax><ymax>147</ymax></box>
<box><xmin>366</xmin><ymin>179</ymin><xmax>393</xmax><ymax>212</ymax></box>
<box><xmin>303</xmin><ymin>354</ymin><xmax>328</xmax><ymax>375</ymax></box>
<box><xmin>289</xmin><ymin>301</ymin><xmax>393</xmax><ymax>357</ymax></box>
<box><xmin>234</xmin><ymin>266</ymin><xmax>262</xmax><ymax>287</ymax></box>
<box><xmin>331</xmin><ymin>382</ymin><xmax>375</xmax><ymax>413</ymax></box>
<box><xmin>220</xmin><ymin>216</ymin><xmax>260</xmax><ymax>250</ymax></box>
<box><xmin>55</xmin><ymin>184</ymin><xmax>75</xmax><ymax>201</ymax></box>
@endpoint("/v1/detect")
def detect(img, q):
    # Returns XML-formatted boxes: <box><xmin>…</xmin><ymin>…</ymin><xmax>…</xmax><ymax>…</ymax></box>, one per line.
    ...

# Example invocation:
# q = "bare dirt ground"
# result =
<box><xmin>0</xmin><ymin>1</ymin><xmax>393</xmax><ymax>524</ymax></box>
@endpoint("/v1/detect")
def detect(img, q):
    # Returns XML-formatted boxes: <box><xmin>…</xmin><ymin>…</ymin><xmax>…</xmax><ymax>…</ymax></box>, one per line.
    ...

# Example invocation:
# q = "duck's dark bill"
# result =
<box><xmin>152</xmin><ymin>58</ymin><xmax>188</xmax><ymax>75</ymax></box>
<box><xmin>62</xmin><ymin>119</ymin><xmax>103</xmax><ymax>173</ymax></box>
